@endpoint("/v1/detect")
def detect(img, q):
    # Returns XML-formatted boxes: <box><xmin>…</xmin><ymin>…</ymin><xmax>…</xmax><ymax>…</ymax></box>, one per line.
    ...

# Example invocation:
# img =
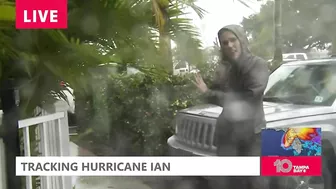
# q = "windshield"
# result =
<box><xmin>264</xmin><ymin>63</ymin><xmax>336</xmax><ymax>106</ymax></box>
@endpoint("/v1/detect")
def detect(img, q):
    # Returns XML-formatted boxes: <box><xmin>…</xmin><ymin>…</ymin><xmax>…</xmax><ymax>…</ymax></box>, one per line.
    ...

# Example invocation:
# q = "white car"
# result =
<box><xmin>283</xmin><ymin>53</ymin><xmax>308</xmax><ymax>60</ymax></box>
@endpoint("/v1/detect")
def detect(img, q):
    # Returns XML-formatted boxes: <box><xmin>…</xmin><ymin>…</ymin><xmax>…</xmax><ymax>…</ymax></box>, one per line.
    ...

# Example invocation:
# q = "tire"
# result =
<box><xmin>269</xmin><ymin>141</ymin><xmax>335</xmax><ymax>189</ymax></box>
<box><xmin>272</xmin><ymin>158</ymin><xmax>332</xmax><ymax>189</ymax></box>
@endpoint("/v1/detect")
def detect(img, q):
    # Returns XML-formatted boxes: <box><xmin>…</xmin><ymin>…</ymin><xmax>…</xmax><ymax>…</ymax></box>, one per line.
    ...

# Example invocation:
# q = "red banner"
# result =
<box><xmin>261</xmin><ymin>156</ymin><xmax>322</xmax><ymax>176</ymax></box>
<box><xmin>16</xmin><ymin>0</ymin><xmax>67</xmax><ymax>29</ymax></box>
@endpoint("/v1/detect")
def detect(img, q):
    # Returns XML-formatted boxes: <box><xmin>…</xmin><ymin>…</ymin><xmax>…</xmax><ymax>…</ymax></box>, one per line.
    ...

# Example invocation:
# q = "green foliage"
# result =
<box><xmin>0</xmin><ymin>0</ymin><xmax>207</xmax><ymax>187</ymax></box>
<box><xmin>74</xmin><ymin>64</ymin><xmax>216</xmax><ymax>156</ymax></box>
<box><xmin>242</xmin><ymin>0</ymin><xmax>336</xmax><ymax>58</ymax></box>
<box><xmin>0</xmin><ymin>1</ymin><xmax>108</xmax><ymax>116</ymax></box>
<box><xmin>0</xmin><ymin>0</ymin><xmax>205</xmax><ymax>117</ymax></box>
<box><xmin>66</xmin><ymin>0</ymin><xmax>205</xmax><ymax>70</ymax></box>
<box><xmin>0</xmin><ymin>3</ymin><xmax>15</xmax><ymax>22</ymax></box>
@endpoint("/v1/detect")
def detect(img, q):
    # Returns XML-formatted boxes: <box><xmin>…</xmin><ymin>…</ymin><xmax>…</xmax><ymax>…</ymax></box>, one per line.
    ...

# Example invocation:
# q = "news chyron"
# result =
<box><xmin>261</xmin><ymin>127</ymin><xmax>322</xmax><ymax>176</ymax></box>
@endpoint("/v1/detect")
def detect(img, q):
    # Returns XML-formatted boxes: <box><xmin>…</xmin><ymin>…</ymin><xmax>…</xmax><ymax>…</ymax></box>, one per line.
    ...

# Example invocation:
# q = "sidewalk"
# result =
<box><xmin>70</xmin><ymin>142</ymin><xmax>152</xmax><ymax>189</ymax></box>
<box><xmin>74</xmin><ymin>177</ymin><xmax>153</xmax><ymax>189</ymax></box>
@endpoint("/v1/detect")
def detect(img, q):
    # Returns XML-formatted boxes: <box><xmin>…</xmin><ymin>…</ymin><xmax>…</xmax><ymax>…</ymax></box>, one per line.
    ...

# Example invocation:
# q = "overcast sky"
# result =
<box><xmin>185</xmin><ymin>0</ymin><xmax>267</xmax><ymax>48</ymax></box>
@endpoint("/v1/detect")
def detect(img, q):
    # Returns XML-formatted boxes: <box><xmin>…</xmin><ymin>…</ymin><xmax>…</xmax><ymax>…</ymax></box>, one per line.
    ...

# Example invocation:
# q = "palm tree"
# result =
<box><xmin>0</xmin><ymin>1</ymin><xmax>106</xmax><ymax>188</ymax></box>
<box><xmin>65</xmin><ymin>0</ymin><xmax>205</xmax><ymax>74</ymax></box>
<box><xmin>1</xmin><ymin>0</ymin><xmax>206</xmax><ymax>187</ymax></box>
<box><xmin>152</xmin><ymin>0</ymin><xmax>206</xmax><ymax>73</ymax></box>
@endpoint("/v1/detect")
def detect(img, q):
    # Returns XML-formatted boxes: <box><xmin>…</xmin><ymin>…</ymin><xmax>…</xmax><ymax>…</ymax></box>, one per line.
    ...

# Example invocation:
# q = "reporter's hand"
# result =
<box><xmin>192</xmin><ymin>73</ymin><xmax>208</xmax><ymax>93</ymax></box>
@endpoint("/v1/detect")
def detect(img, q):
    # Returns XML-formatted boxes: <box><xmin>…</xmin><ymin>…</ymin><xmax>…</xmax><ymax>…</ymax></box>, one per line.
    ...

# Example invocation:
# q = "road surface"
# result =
<box><xmin>70</xmin><ymin>142</ymin><xmax>153</xmax><ymax>189</ymax></box>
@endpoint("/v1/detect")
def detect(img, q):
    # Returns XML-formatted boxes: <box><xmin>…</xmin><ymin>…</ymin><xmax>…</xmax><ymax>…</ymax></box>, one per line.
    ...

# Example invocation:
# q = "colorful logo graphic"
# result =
<box><xmin>261</xmin><ymin>127</ymin><xmax>322</xmax><ymax>176</ymax></box>
<box><xmin>16</xmin><ymin>0</ymin><xmax>67</xmax><ymax>29</ymax></box>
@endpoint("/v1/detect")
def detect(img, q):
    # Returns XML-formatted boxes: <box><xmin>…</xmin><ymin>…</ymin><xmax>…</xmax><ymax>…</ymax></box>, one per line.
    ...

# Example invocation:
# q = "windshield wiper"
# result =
<box><xmin>263</xmin><ymin>96</ymin><xmax>293</xmax><ymax>104</ymax></box>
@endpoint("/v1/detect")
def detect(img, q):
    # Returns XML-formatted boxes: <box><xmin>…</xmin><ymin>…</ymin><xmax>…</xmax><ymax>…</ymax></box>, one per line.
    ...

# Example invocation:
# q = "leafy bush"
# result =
<box><xmin>74</xmin><ymin>63</ymin><xmax>216</xmax><ymax>155</ymax></box>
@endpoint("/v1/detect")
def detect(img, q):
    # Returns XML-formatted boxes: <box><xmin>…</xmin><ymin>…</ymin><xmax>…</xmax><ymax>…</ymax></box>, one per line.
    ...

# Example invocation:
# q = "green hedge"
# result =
<box><xmin>74</xmin><ymin>64</ymin><xmax>216</xmax><ymax>155</ymax></box>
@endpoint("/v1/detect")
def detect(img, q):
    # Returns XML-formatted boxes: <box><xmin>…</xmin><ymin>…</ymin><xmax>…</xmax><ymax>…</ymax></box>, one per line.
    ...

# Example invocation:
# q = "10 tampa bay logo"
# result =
<box><xmin>274</xmin><ymin>159</ymin><xmax>310</xmax><ymax>173</ymax></box>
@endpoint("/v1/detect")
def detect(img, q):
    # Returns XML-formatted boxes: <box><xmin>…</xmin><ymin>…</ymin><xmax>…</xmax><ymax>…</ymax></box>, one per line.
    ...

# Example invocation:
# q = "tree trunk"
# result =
<box><xmin>160</xmin><ymin>34</ymin><xmax>173</xmax><ymax>73</ymax></box>
<box><xmin>0</xmin><ymin>79</ymin><xmax>22</xmax><ymax>189</ymax></box>
<box><xmin>272</xmin><ymin>0</ymin><xmax>283</xmax><ymax>70</ymax></box>
<box><xmin>159</xmin><ymin>5</ymin><xmax>173</xmax><ymax>74</ymax></box>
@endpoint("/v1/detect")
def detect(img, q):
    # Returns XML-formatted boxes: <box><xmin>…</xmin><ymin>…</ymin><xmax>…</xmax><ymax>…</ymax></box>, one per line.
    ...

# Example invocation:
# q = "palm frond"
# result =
<box><xmin>177</xmin><ymin>0</ymin><xmax>207</xmax><ymax>19</ymax></box>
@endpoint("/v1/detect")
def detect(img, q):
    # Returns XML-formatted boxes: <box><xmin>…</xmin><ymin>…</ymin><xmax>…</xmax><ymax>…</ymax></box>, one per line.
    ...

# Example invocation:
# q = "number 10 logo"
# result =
<box><xmin>274</xmin><ymin>159</ymin><xmax>292</xmax><ymax>173</ymax></box>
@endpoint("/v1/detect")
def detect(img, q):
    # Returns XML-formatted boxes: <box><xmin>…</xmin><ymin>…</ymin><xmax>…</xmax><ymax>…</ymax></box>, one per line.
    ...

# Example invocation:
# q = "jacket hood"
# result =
<box><xmin>217</xmin><ymin>25</ymin><xmax>253</xmax><ymax>70</ymax></box>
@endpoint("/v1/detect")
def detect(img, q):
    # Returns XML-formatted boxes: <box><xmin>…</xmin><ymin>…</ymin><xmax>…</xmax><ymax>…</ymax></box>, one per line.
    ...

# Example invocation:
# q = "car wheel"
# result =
<box><xmin>270</xmin><ymin>155</ymin><xmax>333</xmax><ymax>189</ymax></box>
<box><xmin>280</xmin><ymin>161</ymin><xmax>331</xmax><ymax>189</ymax></box>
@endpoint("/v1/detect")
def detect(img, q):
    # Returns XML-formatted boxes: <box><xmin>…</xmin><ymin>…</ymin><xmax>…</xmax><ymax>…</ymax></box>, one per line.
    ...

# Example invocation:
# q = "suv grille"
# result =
<box><xmin>175</xmin><ymin>113</ymin><xmax>217</xmax><ymax>150</ymax></box>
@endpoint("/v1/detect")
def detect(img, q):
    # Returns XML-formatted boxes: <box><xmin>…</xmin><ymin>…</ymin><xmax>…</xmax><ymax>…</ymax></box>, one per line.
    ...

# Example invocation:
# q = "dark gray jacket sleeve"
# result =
<box><xmin>240</xmin><ymin>61</ymin><xmax>269</xmax><ymax>100</ymax></box>
<box><xmin>202</xmin><ymin>63</ymin><xmax>229</xmax><ymax>106</ymax></box>
<box><xmin>203</xmin><ymin>61</ymin><xmax>269</xmax><ymax>105</ymax></box>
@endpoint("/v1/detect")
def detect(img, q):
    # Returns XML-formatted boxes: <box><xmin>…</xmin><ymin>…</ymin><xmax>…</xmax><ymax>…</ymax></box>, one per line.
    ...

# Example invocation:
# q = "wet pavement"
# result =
<box><xmin>69</xmin><ymin>142</ymin><xmax>195</xmax><ymax>189</ymax></box>
<box><xmin>70</xmin><ymin>142</ymin><xmax>153</xmax><ymax>189</ymax></box>
<box><xmin>74</xmin><ymin>176</ymin><xmax>153</xmax><ymax>189</ymax></box>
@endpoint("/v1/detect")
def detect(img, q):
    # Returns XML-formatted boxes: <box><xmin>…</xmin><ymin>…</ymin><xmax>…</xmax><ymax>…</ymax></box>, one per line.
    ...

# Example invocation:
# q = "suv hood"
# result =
<box><xmin>179</xmin><ymin>102</ymin><xmax>335</xmax><ymax>122</ymax></box>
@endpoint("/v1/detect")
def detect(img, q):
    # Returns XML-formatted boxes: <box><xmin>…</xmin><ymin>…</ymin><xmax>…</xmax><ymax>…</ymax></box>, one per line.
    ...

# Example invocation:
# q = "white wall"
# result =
<box><xmin>0</xmin><ymin>138</ymin><xmax>6</xmax><ymax>189</ymax></box>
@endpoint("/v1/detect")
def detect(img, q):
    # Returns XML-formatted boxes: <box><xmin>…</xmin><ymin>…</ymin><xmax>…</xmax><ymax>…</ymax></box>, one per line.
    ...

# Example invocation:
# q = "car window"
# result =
<box><xmin>175</xmin><ymin>62</ymin><xmax>187</xmax><ymax>69</ymax></box>
<box><xmin>296</xmin><ymin>54</ymin><xmax>305</xmax><ymax>60</ymax></box>
<box><xmin>264</xmin><ymin>63</ymin><xmax>336</xmax><ymax>106</ymax></box>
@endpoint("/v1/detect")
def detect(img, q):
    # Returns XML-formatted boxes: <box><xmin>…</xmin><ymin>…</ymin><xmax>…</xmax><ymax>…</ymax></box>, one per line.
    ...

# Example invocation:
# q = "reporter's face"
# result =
<box><xmin>219</xmin><ymin>31</ymin><xmax>241</xmax><ymax>61</ymax></box>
